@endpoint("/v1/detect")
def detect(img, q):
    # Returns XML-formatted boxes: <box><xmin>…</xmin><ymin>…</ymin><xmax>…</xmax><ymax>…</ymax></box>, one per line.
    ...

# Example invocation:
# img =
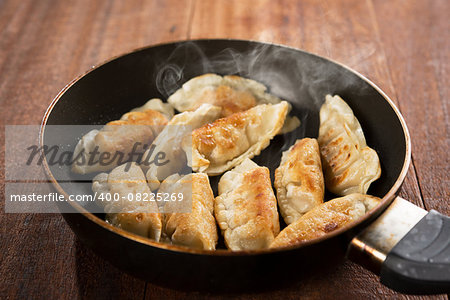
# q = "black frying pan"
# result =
<box><xmin>41</xmin><ymin>39</ymin><xmax>449</xmax><ymax>294</ymax></box>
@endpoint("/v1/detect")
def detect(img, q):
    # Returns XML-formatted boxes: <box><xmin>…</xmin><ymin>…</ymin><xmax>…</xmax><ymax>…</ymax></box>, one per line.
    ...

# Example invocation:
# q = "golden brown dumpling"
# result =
<box><xmin>183</xmin><ymin>101</ymin><xmax>289</xmax><ymax>176</ymax></box>
<box><xmin>270</xmin><ymin>193</ymin><xmax>380</xmax><ymax>248</ymax></box>
<box><xmin>142</xmin><ymin>104</ymin><xmax>222</xmax><ymax>190</ymax></box>
<box><xmin>168</xmin><ymin>73</ymin><xmax>300</xmax><ymax>132</ymax></box>
<box><xmin>168</xmin><ymin>74</ymin><xmax>282</xmax><ymax>117</ymax></box>
<box><xmin>72</xmin><ymin>99</ymin><xmax>169</xmax><ymax>174</ymax></box>
<box><xmin>318</xmin><ymin>95</ymin><xmax>381</xmax><ymax>195</ymax></box>
<box><xmin>92</xmin><ymin>163</ymin><xmax>162</xmax><ymax>241</ymax></box>
<box><xmin>130</xmin><ymin>98</ymin><xmax>174</xmax><ymax>119</ymax></box>
<box><xmin>215</xmin><ymin>159</ymin><xmax>280</xmax><ymax>250</ymax></box>
<box><xmin>159</xmin><ymin>173</ymin><xmax>218</xmax><ymax>250</ymax></box>
<box><xmin>274</xmin><ymin>138</ymin><xmax>324</xmax><ymax>225</ymax></box>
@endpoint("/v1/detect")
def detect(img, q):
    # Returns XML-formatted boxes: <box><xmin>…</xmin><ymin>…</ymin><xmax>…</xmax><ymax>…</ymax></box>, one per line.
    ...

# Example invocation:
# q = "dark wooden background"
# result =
<box><xmin>0</xmin><ymin>0</ymin><xmax>448</xmax><ymax>299</ymax></box>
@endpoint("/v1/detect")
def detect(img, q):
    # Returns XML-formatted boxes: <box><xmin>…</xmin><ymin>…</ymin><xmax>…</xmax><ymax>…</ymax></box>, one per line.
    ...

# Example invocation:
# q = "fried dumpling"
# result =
<box><xmin>168</xmin><ymin>73</ymin><xmax>300</xmax><ymax>132</ymax></box>
<box><xmin>215</xmin><ymin>159</ymin><xmax>280</xmax><ymax>250</ymax></box>
<box><xmin>92</xmin><ymin>163</ymin><xmax>162</xmax><ymax>241</ymax></box>
<box><xmin>183</xmin><ymin>101</ymin><xmax>289</xmax><ymax>176</ymax></box>
<box><xmin>130</xmin><ymin>98</ymin><xmax>174</xmax><ymax>119</ymax></box>
<box><xmin>274</xmin><ymin>138</ymin><xmax>324</xmax><ymax>225</ymax></box>
<box><xmin>158</xmin><ymin>173</ymin><xmax>218</xmax><ymax>250</ymax></box>
<box><xmin>270</xmin><ymin>193</ymin><xmax>381</xmax><ymax>248</ymax></box>
<box><xmin>318</xmin><ymin>95</ymin><xmax>381</xmax><ymax>195</ymax></box>
<box><xmin>142</xmin><ymin>104</ymin><xmax>222</xmax><ymax>190</ymax></box>
<box><xmin>72</xmin><ymin>99</ymin><xmax>170</xmax><ymax>174</ymax></box>
<box><xmin>168</xmin><ymin>74</ymin><xmax>282</xmax><ymax>117</ymax></box>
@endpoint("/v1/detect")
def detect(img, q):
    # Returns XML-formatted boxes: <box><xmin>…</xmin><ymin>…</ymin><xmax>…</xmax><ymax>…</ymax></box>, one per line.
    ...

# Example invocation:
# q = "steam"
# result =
<box><xmin>154</xmin><ymin>41</ymin><xmax>362</xmax><ymax>106</ymax></box>
<box><xmin>154</xmin><ymin>40</ymin><xmax>366</xmax><ymax>175</ymax></box>
<box><xmin>155</xmin><ymin>64</ymin><xmax>184</xmax><ymax>97</ymax></box>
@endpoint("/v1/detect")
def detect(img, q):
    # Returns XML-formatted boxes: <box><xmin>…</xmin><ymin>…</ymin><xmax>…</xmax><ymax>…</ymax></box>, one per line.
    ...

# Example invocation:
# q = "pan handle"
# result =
<box><xmin>380</xmin><ymin>210</ymin><xmax>450</xmax><ymax>294</ymax></box>
<box><xmin>348</xmin><ymin>197</ymin><xmax>450</xmax><ymax>295</ymax></box>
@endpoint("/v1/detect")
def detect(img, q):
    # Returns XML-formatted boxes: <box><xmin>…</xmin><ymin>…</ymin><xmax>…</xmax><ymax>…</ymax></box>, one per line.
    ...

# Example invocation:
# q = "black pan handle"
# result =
<box><xmin>380</xmin><ymin>210</ymin><xmax>450</xmax><ymax>294</ymax></box>
<box><xmin>348</xmin><ymin>197</ymin><xmax>450</xmax><ymax>295</ymax></box>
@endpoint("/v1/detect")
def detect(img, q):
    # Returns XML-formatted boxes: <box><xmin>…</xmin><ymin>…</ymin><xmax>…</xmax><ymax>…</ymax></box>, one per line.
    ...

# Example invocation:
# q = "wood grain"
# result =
<box><xmin>0</xmin><ymin>0</ymin><xmax>190</xmax><ymax>299</ymax></box>
<box><xmin>371</xmin><ymin>0</ymin><xmax>449</xmax><ymax>214</ymax></box>
<box><xmin>0</xmin><ymin>0</ymin><xmax>447</xmax><ymax>299</ymax></box>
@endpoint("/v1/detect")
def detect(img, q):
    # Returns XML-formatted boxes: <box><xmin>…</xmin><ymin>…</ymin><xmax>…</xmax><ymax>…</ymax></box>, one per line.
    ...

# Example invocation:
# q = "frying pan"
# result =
<box><xmin>40</xmin><ymin>39</ymin><xmax>449</xmax><ymax>294</ymax></box>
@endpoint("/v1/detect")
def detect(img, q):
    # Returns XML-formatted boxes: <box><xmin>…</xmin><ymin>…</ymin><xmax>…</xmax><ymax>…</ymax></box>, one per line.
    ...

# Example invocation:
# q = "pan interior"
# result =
<box><xmin>44</xmin><ymin>39</ymin><xmax>407</xmax><ymax>239</ymax></box>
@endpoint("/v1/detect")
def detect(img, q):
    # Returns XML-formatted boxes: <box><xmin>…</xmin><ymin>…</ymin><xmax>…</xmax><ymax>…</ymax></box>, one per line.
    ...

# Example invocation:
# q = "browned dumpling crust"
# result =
<box><xmin>168</xmin><ymin>73</ymin><xmax>300</xmax><ymax>132</ymax></box>
<box><xmin>184</xmin><ymin>101</ymin><xmax>289</xmax><ymax>175</ymax></box>
<box><xmin>92</xmin><ymin>163</ymin><xmax>162</xmax><ymax>241</ymax></box>
<box><xmin>167</xmin><ymin>74</ymin><xmax>282</xmax><ymax>117</ymax></box>
<box><xmin>215</xmin><ymin>159</ymin><xmax>280</xmax><ymax>250</ymax></box>
<box><xmin>275</xmin><ymin>138</ymin><xmax>324</xmax><ymax>225</ymax></box>
<box><xmin>159</xmin><ymin>173</ymin><xmax>218</xmax><ymax>250</ymax></box>
<box><xmin>143</xmin><ymin>104</ymin><xmax>222</xmax><ymax>190</ymax></box>
<box><xmin>72</xmin><ymin>99</ymin><xmax>170</xmax><ymax>174</ymax></box>
<box><xmin>318</xmin><ymin>95</ymin><xmax>381</xmax><ymax>196</ymax></box>
<box><xmin>270</xmin><ymin>193</ymin><xmax>380</xmax><ymax>248</ymax></box>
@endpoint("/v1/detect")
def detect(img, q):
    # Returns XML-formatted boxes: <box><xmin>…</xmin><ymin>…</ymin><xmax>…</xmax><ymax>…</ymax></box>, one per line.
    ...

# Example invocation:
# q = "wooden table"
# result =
<box><xmin>1</xmin><ymin>0</ymin><xmax>448</xmax><ymax>298</ymax></box>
